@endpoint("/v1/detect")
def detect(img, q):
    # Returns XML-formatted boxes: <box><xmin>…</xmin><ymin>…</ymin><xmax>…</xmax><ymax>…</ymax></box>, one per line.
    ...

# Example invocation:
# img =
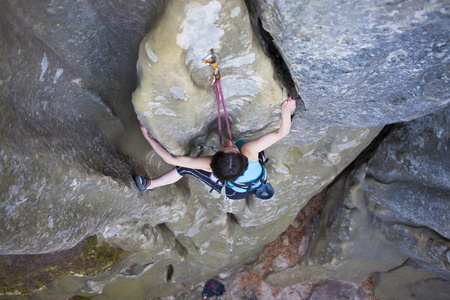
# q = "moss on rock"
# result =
<box><xmin>0</xmin><ymin>235</ymin><xmax>127</xmax><ymax>297</ymax></box>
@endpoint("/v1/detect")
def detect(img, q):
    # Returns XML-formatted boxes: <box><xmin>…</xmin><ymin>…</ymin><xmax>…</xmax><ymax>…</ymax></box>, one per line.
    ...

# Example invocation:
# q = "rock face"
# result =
<box><xmin>0</xmin><ymin>0</ymin><xmax>167</xmax><ymax>254</ymax></box>
<box><xmin>266</xmin><ymin>105</ymin><xmax>450</xmax><ymax>298</ymax></box>
<box><xmin>253</xmin><ymin>0</ymin><xmax>449</xmax><ymax>145</ymax></box>
<box><xmin>366</xmin><ymin>106</ymin><xmax>450</xmax><ymax>282</ymax></box>
<box><xmin>0</xmin><ymin>0</ymin><xmax>448</xmax><ymax>299</ymax></box>
<box><xmin>132</xmin><ymin>0</ymin><xmax>286</xmax><ymax>153</ymax></box>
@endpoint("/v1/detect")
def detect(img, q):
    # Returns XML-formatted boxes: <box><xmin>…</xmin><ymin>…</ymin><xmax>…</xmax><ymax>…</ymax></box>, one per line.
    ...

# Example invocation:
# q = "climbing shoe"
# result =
<box><xmin>134</xmin><ymin>176</ymin><xmax>152</xmax><ymax>192</ymax></box>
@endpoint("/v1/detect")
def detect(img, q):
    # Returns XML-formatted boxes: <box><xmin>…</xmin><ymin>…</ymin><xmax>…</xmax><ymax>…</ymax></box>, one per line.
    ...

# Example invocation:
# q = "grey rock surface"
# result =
<box><xmin>254</xmin><ymin>0</ymin><xmax>450</xmax><ymax>145</ymax></box>
<box><xmin>0</xmin><ymin>0</ymin><xmax>449</xmax><ymax>299</ymax></box>
<box><xmin>266</xmin><ymin>168</ymin><xmax>408</xmax><ymax>286</ymax></box>
<box><xmin>0</xmin><ymin>0</ymin><xmax>167</xmax><ymax>254</ymax></box>
<box><xmin>266</xmin><ymin>105</ymin><xmax>450</xmax><ymax>296</ymax></box>
<box><xmin>366</xmin><ymin>105</ymin><xmax>450</xmax><ymax>279</ymax></box>
<box><xmin>374</xmin><ymin>262</ymin><xmax>450</xmax><ymax>300</ymax></box>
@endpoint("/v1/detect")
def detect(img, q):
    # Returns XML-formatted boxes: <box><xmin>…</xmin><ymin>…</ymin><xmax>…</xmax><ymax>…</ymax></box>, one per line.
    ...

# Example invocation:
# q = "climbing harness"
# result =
<box><xmin>228</xmin><ymin>151</ymin><xmax>274</xmax><ymax>200</ymax></box>
<box><xmin>204</xmin><ymin>49</ymin><xmax>232</xmax><ymax>145</ymax></box>
<box><xmin>204</xmin><ymin>49</ymin><xmax>234</xmax><ymax>299</ymax></box>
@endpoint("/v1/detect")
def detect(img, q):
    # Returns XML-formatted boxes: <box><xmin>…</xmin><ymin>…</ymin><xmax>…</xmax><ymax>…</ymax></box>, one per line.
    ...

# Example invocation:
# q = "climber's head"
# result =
<box><xmin>210</xmin><ymin>141</ymin><xmax>248</xmax><ymax>182</ymax></box>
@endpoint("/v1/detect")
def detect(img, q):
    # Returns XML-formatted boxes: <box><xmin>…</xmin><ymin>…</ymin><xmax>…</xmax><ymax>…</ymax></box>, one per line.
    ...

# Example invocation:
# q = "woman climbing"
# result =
<box><xmin>135</xmin><ymin>96</ymin><xmax>296</xmax><ymax>200</ymax></box>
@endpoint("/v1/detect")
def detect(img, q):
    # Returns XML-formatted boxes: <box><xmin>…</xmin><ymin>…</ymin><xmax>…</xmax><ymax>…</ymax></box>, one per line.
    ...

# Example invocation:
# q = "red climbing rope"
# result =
<box><xmin>204</xmin><ymin>49</ymin><xmax>233</xmax><ymax>145</ymax></box>
<box><xmin>226</xmin><ymin>197</ymin><xmax>233</xmax><ymax>300</ymax></box>
<box><xmin>215</xmin><ymin>79</ymin><xmax>233</xmax><ymax>145</ymax></box>
<box><xmin>204</xmin><ymin>49</ymin><xmax>234</xmax><ymax>299</ymax></box>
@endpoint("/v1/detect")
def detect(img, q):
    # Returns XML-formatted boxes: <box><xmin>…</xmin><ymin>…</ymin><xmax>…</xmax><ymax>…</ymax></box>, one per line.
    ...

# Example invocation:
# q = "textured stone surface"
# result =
<box><xmin>132</xmin><ymin>0</ymin><xmax>286</xmax><ymax>153</ymax></box>
<box><xmin>374</xmin><ymin>263</ymin><xmax>450</xmax><ymax>300</ymax></box>
<box><xmin>253</xmin><ymin>0</ymin><xmax>450</xmax><ymax>145</ymax></box>
<box><xmin>365</xmin><ymin>105</ymin><xmax>450</xmax><ymax>279</ymax></box>
<box><xmin>366</xmin><ymin>107</ymin><xmax>450</xmax><ymax>238</ymax></box>
<box><xmin>266</xmin><ymin>105</ymin><xmax>450</xmax><ymax>295</ymax></box>
<box><xmin>0</xmin><ymin>1</ymin><xmax>381</xmax><ymax>298</ymax></box>
<box><xmin>0</xmin><ymin>0</ymin><xmax>449</xmax><ymax>299</ymax></box>
<box><xmin>68</xmin><ymin>126</ymin><xmax>379</xmax><ymax>299</ymax></box>
<box><xmin>0</xmin><ymin>0</ymin><xmax>167</xmax><ymax>255</ymax></box>
<box><xmin>266</xmin><ymin>169</ymin><xmax>408</xmax><ymax>286</ymax></box>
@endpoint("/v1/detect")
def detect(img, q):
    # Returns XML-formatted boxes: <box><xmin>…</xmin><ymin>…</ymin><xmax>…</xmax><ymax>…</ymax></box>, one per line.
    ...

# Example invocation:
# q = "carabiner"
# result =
<box><xmin>203</xmin><ymin>48</ymin><xmax>217</xmax><ymax>65</ymax></box>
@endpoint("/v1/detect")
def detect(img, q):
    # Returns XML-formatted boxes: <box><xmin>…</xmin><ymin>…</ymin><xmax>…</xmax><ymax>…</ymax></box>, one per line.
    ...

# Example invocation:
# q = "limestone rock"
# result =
<box><xmin>365</xmin><ymin>105</ymin><xmax>450</xmax><ymax>279</ymax></box>
<box><xmin>366</xmin><ymin>107</ymin><xmax>450</xmax><ymax>238</ymax></box>
<box><xmin>253</xmin><ymin>0</ymin><xmax>450</xmax><ymax>145</ymax></box>
<box><xmin>1</xmin><ymin>0</ymin><xmax>449</xmax><ymax>299</ymax></box>
<box><xmin>0</xmin><ymin>0</ymin><xmax>167</xmax><ymax>254</ymax></box>
<box><xmin>0</xmin><ymin>1</ymin><xmax>383</xmax><ymax>297</ymax></box>
<box><xmin>132</xmin><ymin>0</ymin><xmax>285</xmax><ymax>153</ymax></box>
<box><xmin>82</xmin><ymin>126</ymin><xmax>380</xmax><ymax>299</ymax></box>
<box><xmin>266</xmin><ymin>169</ymin><xmax>408</xmax><ymax>286</ymax></box>
<box><xmin>266</xmin><ymin>105</ymin><xmax>450</xmax><ymax>294</ymax></box>
<box><xmin>374</xmin><ymin>263</ymin><xmax>450</xmax><ymax>300</ymax></box>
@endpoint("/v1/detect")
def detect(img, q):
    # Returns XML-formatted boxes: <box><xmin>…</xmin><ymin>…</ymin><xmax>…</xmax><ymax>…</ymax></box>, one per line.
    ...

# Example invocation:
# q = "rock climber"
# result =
<box><xmin>135</xmin><ymin>96</ymin><xmax>296</xmax><ymax>200</ymax></box>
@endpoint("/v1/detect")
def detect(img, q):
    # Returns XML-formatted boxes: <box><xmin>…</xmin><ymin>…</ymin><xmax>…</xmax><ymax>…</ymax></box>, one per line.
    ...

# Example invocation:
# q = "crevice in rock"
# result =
<box><xmin>382</xmin><ymin>221</ymin><xmax>450</xmax><ymax>242</ymax></box>
<box><xmin>245</xmin><ymin>0</ymin><xmax>304</xmax><ymax>111</ymax></box>
<box><xmin>245</xmin><ymin>196</ymin><xmax>257</xmax><ymax>213</ymax></box>
<box><xmin>166</xmin><ymin>264</ymin><xmax>173</xmax><ymax>282</ymax></box>
<box><xmin>227</xmin><ymin>213</ymin><xmax>241</xmax><ymax>238</ymax></box>
<box><xmin>343</xmin><ymin>124</ymin><xmax>396</xmax><ymax>172</ymax></box>
<box><xmin>297</xmin><ymin>125</ymin><xmax>397</xmax><ymax>259</ymax></box>
<box><xmin>158</xmin><ymin>223</ymin><xmax>191</xmax><ymax>260</ymax></box>
<box><xmin>94</xmin><ymin>89</ymin><xmax>118</xmax><ymax>118</ymax></box>
<box><xmin>229</xmin><ymin>212</ymin><xmax>240</xmax><ymax>227</ymax></box>
<box><xmin>174</xmin><ymin>238</ymin><xmax>189</xmax><ymax>260</ymax></box>
<box><xmin>382</xmin><ymin>258</ymin><xmax>413</xmax><ymax>273</ymax></box>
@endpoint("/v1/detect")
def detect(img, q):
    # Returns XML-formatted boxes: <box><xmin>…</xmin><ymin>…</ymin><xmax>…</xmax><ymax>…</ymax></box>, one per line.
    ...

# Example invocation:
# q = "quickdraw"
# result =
<box><xmin>203</xmin><ymin>49</ymin><xmax>221</xmax><ymax>84</ymax></box>
<box><xmin>226</xmin><ymin>196</ymin><xmax>233</xmax><ymax>251</ymax></box>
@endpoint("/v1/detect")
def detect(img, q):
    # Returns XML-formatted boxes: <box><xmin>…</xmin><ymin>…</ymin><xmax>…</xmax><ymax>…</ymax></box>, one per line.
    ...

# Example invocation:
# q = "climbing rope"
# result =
<box><xmin>226</xmin><ymin>196</ymin><xmax>233</xmax><ymax>299</ymax></box>
<box><xmin>204</xmin><ymin>49</ymin><xmax>234</xmax><ymax>299</ymax></box>
<box><xmin>204</xmin><ymin>49</ymin><xmax>233</xmax><ymax>145</ymax></box>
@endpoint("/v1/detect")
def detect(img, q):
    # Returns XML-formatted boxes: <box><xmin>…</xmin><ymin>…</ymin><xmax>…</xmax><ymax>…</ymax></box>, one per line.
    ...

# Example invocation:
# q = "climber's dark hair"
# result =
<box><xmin>210</xmin><ymin>151</ymin><xmax>248</xmax><ymax>182</ymax></box>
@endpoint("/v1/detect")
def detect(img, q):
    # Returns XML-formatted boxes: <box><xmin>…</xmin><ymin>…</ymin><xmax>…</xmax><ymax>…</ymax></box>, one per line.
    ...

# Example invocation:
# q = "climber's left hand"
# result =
<box><xmin>140</xmin><ymin>123</ymin><xmax>154</xmax><ymax>141</ymax></box>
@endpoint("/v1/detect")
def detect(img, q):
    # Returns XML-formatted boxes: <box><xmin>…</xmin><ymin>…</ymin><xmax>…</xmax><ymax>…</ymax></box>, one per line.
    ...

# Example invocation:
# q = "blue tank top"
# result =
<box><xmin>226</xmin><ymin>141</ymin><xmax>266</xmax><ymax>192</ymax></box>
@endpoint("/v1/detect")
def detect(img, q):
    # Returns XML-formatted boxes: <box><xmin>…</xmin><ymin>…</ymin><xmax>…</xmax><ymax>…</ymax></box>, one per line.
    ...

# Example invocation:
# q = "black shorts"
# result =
<box><xmin>176</xmin><ymin>167</ymin><xmax>256</xmax><ymax>200</ymax></box>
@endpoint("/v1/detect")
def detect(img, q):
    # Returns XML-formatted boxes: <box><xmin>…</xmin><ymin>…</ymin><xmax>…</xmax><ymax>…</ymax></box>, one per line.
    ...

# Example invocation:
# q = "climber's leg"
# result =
<box><xmin>135</xmin><ymin>168</ymin><xmax>183</xmax><ymax>192</ymax></box>
<box><xmin>149</xmin><ymin>168</ymin><xmax>183</xmax><ymax>189</ymax></box>
<box><xmin>176</xmin><ymin>166</ymin><xmax>224</xmax><ymax>193</ymax></box>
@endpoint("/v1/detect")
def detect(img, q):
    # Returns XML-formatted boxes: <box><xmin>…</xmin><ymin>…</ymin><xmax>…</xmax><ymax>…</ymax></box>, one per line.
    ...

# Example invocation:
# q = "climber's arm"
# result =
<box><xmin>140</xmin><ymin>123</ymin><xmax>213</xmax><ymax>172</ymax></box>
<box><xmin>241</xmin><ymin>97</ymin><xmax>296</xmax><ymax>161</ymax></box>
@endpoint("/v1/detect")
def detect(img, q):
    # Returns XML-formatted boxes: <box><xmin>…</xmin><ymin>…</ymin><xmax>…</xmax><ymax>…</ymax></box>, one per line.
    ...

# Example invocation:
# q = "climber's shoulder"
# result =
<box><xmin>239</xmin><ymin>142</ymin><xmax>259</xmax><ymax>162</ymax></box>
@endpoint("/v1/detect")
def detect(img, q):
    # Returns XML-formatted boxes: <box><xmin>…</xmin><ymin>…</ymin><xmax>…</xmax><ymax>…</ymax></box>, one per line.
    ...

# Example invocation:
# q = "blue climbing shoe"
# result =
<box><xmin>134</xmin><ymin>176</ymin><xmax>152</xmax><ymax>192</ymax></box>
